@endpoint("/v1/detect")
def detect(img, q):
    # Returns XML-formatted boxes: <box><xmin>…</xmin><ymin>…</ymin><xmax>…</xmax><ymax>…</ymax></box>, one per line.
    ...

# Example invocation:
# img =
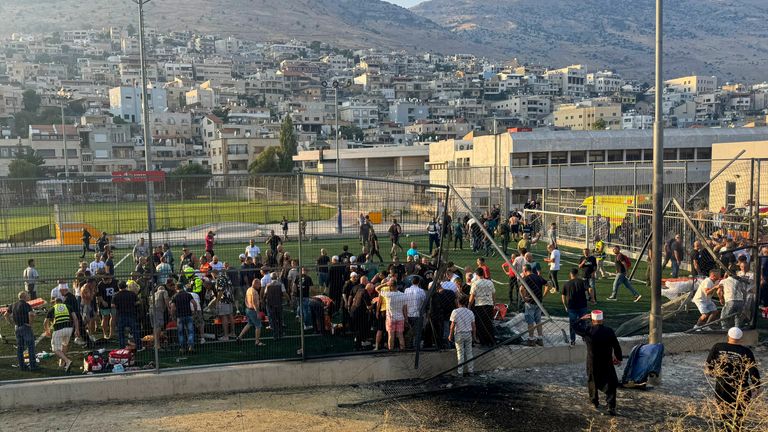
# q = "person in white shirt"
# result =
<box><xmin>50</xmin><ymin>280</ymin><xmax>68</xmax><ymax>302</ymax></box>
<box><xmin>380</xmin><ymin>287</ymin><xmax>408</xmax><ymax>351</ymax></box>
<box><xmin>693</xmin><ymin>269</ymin><xmax>720</xmax><ymax>329</ymax></box>
<box><xmin>449</xmin><ymin>295</ymin><xmax>476</xmax><ymax>377</ymax></box>
<box><xmin>210</xmin><ymin>256</ymin><xmax>225</xmax><ymax>272</ymax></box>
<box><xmin>543</xmin><ymin>244</ymin><xmax>561</xmax><ymax>292</ymax></box>
<box><xmin>441</xmin><ymin>274</ymin><xmax>459</xmax><ymax>293</ymax></box>
<box><xmin>23</xmin><ymin>259</ymin><xmax>40</xmax><ymax>300</ymax></box>
<box><xmin>404</xmin><ymin>278</ymin><xmax>426</xmax><ymax>348</ymax></box>
<box><xmin>245</xmin><ymin>240</ymin><xmax>261</xmax><ymax>261</ymax></box>
<box><xmin>88</xmin><ymin>253</ymin><xmax>105</xmax><ymax>276</ymax></box>
<box><xmin>469</xmin><ymin>268</ymin><xmax>496</xmax><ymax>346</ymax></box>
<box><xmin>716</xmin><ymin>272</ymin><xmax>745</xmax><ymax>330</ymax></box>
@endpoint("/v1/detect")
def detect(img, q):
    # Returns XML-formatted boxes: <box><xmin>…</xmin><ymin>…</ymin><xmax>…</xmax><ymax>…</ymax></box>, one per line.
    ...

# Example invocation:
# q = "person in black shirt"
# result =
<box><xmin>316</xmin><ymin>249</ymin><xmax>331</xmax><ymax>289</ymax></box>
<box><xmin>706</xmin><ymin>327</ymin><xmax>761</xmax><ymax>428</ymax></box>
<box><xmin>574</xmin><ymin>310</ymin><xmax>623</xmax><ymax>416</ymax></box>
<box><xmin>170</xmin><ymin>288</ymin><xmax>196</xmax><ymax>354</ymax></box>
<box><xmin>96</xmin><ymin>231</ymin><xmax>109</xmax><ymax>253</ymax></box>
<box><xmin>350</xmin><ymin>282</ymin><xmax>374</xmax><ymax>349</ymax></box>
<box><xmin>111</xmin><ymin>281</ymin><xmax>141</xmax><ymax>350</ymax></box>
<box><xmin>328</xmin><ymin>257</ymin><xmax>347</xmax><ymax>316</ymax></box>
<box><xmin>97</xmin><ymin>274</ymin><xmax>118</xmax><ymax>340</ymax></box>
<box><xmin>428</xmin><ymin>273</ymin><xmax>457</xmax><ymax>349</ymax></box>
<box><xmin>691</xmin><ymin>241</ymin><xmax>715</xmax><ymax>277</ymax></box>
<box><xmin>80</xmin><ymin>228</ymin><xmax>93</xmax><ymax>259</ymax></box>
<box><xmin>562</xmin><ymin>268</ymin><xmax>595</xmax><ymax>345</ymax></box>
<box><xmin>368</xmin><ymin>229</ymin><xmax>384</xmax><ymax>263</ymax></box>
<box><xmin>59</xmin><ymin>285</ymin><xmax>83</xmax><ymax>343</ymax></box>
<box><xmin>339</xmin><ymin>245</ymin><xmax>353</xmax><ymax>263</ymax></box>
<box><xmin>578</xmin><ymin>248</ymin><xmax>598</xmax><ymax>291</ymax></box>
<box><xmin>265</xmin><ymin>230</ymin><xmax>282</xmax><ymax>254</ymax></box>
<box><xmin>4</xmin><ymin>291</ymin><xmax>38</xmax><ymax>370</ymax></box>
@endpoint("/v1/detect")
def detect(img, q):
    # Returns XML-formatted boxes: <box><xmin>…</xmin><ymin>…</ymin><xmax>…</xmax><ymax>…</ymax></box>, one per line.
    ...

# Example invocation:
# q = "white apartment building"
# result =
<box><xmin>339</xmin><ymin>102</ymin><xmax>379</xmax><ymax>129</ymax></box>
<box><xmin>488</xmin><ymin>95</ymin><xmax>552</xmax><ymax>124</ymax></box>
<box><xmin>108</xmin><ymin>85</ymin><xmax>167</xmax><ymax>123</ymax></box>
<box><xmin>163</xmin><ymin>62</ymin><xmax>194</xmax><ymax>81</ymax></box>
<box><xmin>622</xmin><ymin>112</ymin><xmax>654</xmax><ymax>130</ymax></box>
<box><xmin>389</xmin><ymin>100</ymin><xmax>430</xmax><ymax>125</ymax></box>
<box><xmin>665</xmin><ymin>75</ymin><xmax>718</xmax><ymax>95</ymax></box>
<box><xmin>587</xmin><ymin>71</ymin><xmax>624</xmax><ymax>95</ymax></box>
<box><xmin>544</xmin><ymin>65</ymin><xmax>587</xmax><ymax>97</ymax></box>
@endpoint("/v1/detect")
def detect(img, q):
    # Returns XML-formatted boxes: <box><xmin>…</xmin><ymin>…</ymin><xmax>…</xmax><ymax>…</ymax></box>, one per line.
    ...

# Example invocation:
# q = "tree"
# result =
<box><xmin>168</xmin><ymin>162</ymin><xmax>212</xmax><ymax>197</ymax></box>
<box><xmin>22</xmin><ymin>89</ymin><xmax>41</xmax><ymax>113</ymax></box>
<box><xmin>278</xmin><ymin>116</ymin><xmax>298</xmax><ymax>171</ymax></box>
<box><xmin>592</xmin><ymin>118</ymin><xmax>607</xmax><ymax>130</ymax></box>
<box><xmin>8</xmin><ymin>148</ymin><xmax>46</xmax><ymax>195</ymax></box>
<box><xmin>340</xmin><ymin>125</ymin><xmax>364</xmax><ymax>142</ymax></box>
<box><xmin>126</xmin><ymin>24</ymin><xmax>137</xmax><ymax>36</ymax></box>
<box><xmin>249</xmin><ymin>146</ymin><xmax>283</xmax><ymax>174</ymax></box>
<box><xmin>211</xmin><ymin>106</ymin><xmax>230</xmax><ymax>123</ymax></box>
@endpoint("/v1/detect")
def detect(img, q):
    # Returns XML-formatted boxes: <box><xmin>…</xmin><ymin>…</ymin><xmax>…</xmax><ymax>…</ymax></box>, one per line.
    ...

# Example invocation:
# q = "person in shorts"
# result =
<box><xmin>44</xmin><ymin>297</ymin><xmax>79</xmax><ymax>373</ymax></box>
<box><xmin>152</xmin><ymin>281</ymin><xmax>171</xmax><ymax>349</ymax></box>
<box><xmin>693</xmin><ymin>269</ymin><xmax>721</xmax><ymax>329</ymax></box>
<box><xmin>521</xmin><ymin>264</ymin><xmax>548</xmax><ymax>346</ymax></box>
<box><xmin>379</xmin><ymin>280</ymin><xmax>408</xmax><ymax>351</ymax></box>
<box><xmin>212</xmin><ymin>269</ymin><xmax>235</xmax><ymax>341</ymax></box>
<box><xmin>237</xmin><ymin>278</ymin><xmax>265</xmax><ymax>346</ymax></box>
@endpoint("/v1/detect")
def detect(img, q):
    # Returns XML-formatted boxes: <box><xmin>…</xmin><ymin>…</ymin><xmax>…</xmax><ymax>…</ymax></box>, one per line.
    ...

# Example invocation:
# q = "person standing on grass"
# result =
<box><xmin>452</xmin><ymin>218</ymin><xmax>464</xmax><ymax>250</ymax></box>
<box><xmin>211</xmin><ymin>269</ymin><xmax>235</xmax><ymax>341</ymax></box>
<box><xmin>476</xmin><ymin>257</ymin><xmax>491</xmax><ymax>280</ymax></box>
<box><xmin>359</xmin><ymin>214</ymin><xmax>370</xmax><ymax>246</ymax></box>
<box><xmin>111</xmin><ymin>281</ymin><xmax>141</xmax><ymax>350</ymax></box>
<box><xmin>380</xmin><ymin>279</ymin><xmax>408</xmax><ymax>351</ymax></box>
<box><xmin>497</xmin><ymin>217</ymin><xmax>510</xmax><ymax>255</ymax></box>
<box><xmin>151</xmin><ymin>280</ymin><xmax>171</xmax><ymax>350</ymax></box>
<box><xmin>368</xmin><ymin>229</ymin><xmax>384</xmax><ymax>262</ymax></box>
<box><xmin>44</xmin><ymin>297</ymin><xmax>79</xmax><ymax>373</ymax></box>
<box><xmin>606</xmin><ymin>246</ymin><xmax>642</xmax><ymax>302</ymax></box>
<box><xmin>404</xmin><ymin>276</ymin><xmax>426</xmax><ymax>349</ymax></box>
<box><xmin>693</xmin><ymin>269</ymin><xmax>721</xmax><ymax>329</ymax></box>
<box><xmin>449</xmin><ymin>295</ymin><xmax>476</xmax><ymax>377</ymax></box>
<box><xmin>97</xmin><ymin>274</ymin><xmax>118</xmax><ymax>339</ymax></box>
<box><xmin>281</xmin><ymin>216</ymin><xmax>289</xmax><ymax>241</ymax></box>
<box><xmin>80</xmin><ymin>228</ymin><xmax>93</xmax><ymax>259</ymax></box>
<box><xmin>132</xmin><ymin>237</ymin><xmax>149</xmax><ymax>264</ymax></box>
<box><xmin>264</xmin><ymin>273</ymin><xmax>287</xmax><ymax>340</ymax></box>
<box><xmin>562</xmin><ymin>268</ymin><xmax>595</xmax><ymax>346</ymax></box>
<box><xmin>470</xmin><ymin>268</ymin><xmax>496</xmax><ymax>347</ymax></box>
<box><xmin>4</xmin><ymin>291</ymin><xmax>39</xmax><ymax>371</ymax></box>
<box><xmin>22</xmin><ymin>259</ymin><xmax>40</xmax><ymax>300</ymax></box>
<box><xmin>427</xmin><ymin>217</ymin><xmax>440</xmax><ymax>254</ymax></box>
<box><xmin>388</xmin><ymin>218</ymin><xmax>403</xmax><ymax>257</ymax></box>
<box><xmin>574</xmin><ymin>310</ymin><xmax>622</xmax><ymax>416</ymax></box>
<box><xmin>266</xmin><ymin>230</ymin><xmax>282</xmax><ymax>255</ymax></box>
<box><xmin>237</xmin><ymin>278</ymin><xmax>265</xmax><ymax>346</ymax></box>
<box><xmin>205</xmin><ymin>230</ymin><xmax>216</xmax><ymax>256</ymax></box>
<box><xmin>245</xmin><ymin>239</ymin><xmax>261</xmax><ymax>262</ymax></box>
<box><xmin>578</xmin><ymin>248</ymin><xmax>598</xmax><ymax>293</ymax></box>
<box><xmin>521</xmin><ymin>264</ymin><xmax>548</xmax><ymax>346</ymax></box>
<box><xmin>96</xmin><ymin>231</ymin><xmax>109</xmax><ymax>254</ymax></box>
<box><xmin>170</xmin><ymin>286</ymin><xmax>196</xmax><ymax>354</ymax></box>
<box><xmin>593</xmin><ymin>236</ymin><xmax>607</xmax><ymax>279</ymax></box>
<box><xmin>705</xmin><ymin>327</ymin><xmax>761</xmax><ymax>430</ymax></box>
<box><xmin>155</xmin><ymin>256</ymin><xmax>172</xmax><ymax>285</ymax></box>
<box><xmin>544</xmin><ymin>243</ymin><xmax>561</xmax><ymax>292</ymax></box>
<box><xmin>547</xmin><ymin>222</ymin><xmax>558</xmax><ymax>248</ymax></box>
<box><xmin>79</xmin><ymin>277</ymin><xmax>98</xmax><ymax>342</ymax></box>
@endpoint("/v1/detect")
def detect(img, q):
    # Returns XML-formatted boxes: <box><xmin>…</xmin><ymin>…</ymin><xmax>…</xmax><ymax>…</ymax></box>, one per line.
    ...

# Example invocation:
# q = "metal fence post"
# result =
<box><xmin>297</xmin><ymin>171</ymin><xmax>305</xmax><ymax>360</ymax></box>
<box><xmin>633</xmin><ymin>162</ymin><xmax>638</xmax><ymax>251</ymax></box>
<box><xmin>753</xmin><ymin>159</ymin><xmax>762</xmax><ymax>330</ymax></box>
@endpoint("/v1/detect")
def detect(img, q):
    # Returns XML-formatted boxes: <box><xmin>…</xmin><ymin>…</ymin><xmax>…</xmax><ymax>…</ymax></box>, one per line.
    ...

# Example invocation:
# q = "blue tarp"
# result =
<box><xmin>621</xmin><ymin>343</ymin><xmax>664</xmax><ymax>388</ymax></box>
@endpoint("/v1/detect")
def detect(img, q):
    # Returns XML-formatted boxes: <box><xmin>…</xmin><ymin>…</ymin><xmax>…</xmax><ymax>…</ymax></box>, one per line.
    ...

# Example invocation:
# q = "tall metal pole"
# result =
<box><xmin>135</xmin><ymin>0</ymin><xmax>158</xmax><ymax>372</ymax></box>
<box><xmin>335</xmin><ymin>87</ymin><xmax>342</xmax><ymax>233</ymax></box>
<box><xmin>649</xmin><ymin>0</ymin><xmax>664</xmax><ymax>346</ymax></box>
<box><xmin>61</xmin><ymin>102</ymin><xmax>69</xmax><ymax>182</ymax></box>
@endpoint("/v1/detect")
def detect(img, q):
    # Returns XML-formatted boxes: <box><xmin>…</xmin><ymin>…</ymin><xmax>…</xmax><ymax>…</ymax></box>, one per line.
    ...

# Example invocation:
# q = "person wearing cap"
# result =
<box><xmin>705</xmin><ymin>327</ymin><xmax>761</xmax><ymax>427</ymax></box>
<box><xmin>574</xmin><ymin>310</ymin><xmax>622</xmax><ymax>416</ymax></box>
<box><xmin>44</xmin><ymin>297</ymin><xmax>79</xmax><ymax>373</ymax></box>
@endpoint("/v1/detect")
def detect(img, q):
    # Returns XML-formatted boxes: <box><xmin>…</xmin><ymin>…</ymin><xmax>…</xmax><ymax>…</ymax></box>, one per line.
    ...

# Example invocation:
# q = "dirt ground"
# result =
<box><xmin>3</xmin><ymin>346</ymin><xmax>767</xmax><ymax>432</ymax></box>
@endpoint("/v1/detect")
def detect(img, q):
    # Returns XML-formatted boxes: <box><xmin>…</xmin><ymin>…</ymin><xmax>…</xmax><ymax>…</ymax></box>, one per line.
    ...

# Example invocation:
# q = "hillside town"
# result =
<box><xmin>0</xmin><ymin>27</ymin><xmax>767</xmax><ymax>191</ymax></box>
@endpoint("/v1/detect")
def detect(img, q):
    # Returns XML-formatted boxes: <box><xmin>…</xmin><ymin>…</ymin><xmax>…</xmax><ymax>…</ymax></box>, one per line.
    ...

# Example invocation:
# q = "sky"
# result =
<box><xmin>385</xmin><ymin>0</ymin><xmax>424</xmax><ymax>8</ymax></box>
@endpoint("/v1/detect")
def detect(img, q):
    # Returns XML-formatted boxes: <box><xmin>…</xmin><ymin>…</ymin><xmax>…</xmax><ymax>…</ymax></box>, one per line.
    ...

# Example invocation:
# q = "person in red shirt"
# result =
<box><xmin>476</xmin><ymin>257</ymin><xmax>491</xmax><ymax>279</ymax></box>
<box><xmin>205</xmin><ymin>231</ymin><xmax>216</xmax><ymax>256</ymax></box>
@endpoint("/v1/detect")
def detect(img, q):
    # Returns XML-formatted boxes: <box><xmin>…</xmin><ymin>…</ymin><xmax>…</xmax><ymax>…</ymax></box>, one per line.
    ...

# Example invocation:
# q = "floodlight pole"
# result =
<box><xmin>135</xmin><ymin>0</ymin><xmax>155</xmax><ymax>256</ymax></box>
<box><xmin>649</xmin><ymin>0</ymin><xmax>664</xmax><ymax>347</ymax></box>
<box><xmin>335</xmin><ymin>85</ymin><xmax>342</xmax><ymax>234</ymax></box>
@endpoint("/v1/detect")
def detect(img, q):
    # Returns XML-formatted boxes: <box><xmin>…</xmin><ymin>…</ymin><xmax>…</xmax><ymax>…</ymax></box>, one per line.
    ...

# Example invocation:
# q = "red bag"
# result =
<box><xmin>108</xmin><ymin>349</ymin><xmax>135</xmax><ymax>367</ymax></box>
<box><xmin>83</xmin><ymin>351</ymin><xmax>106</xmax><ymax>373</ymax></box>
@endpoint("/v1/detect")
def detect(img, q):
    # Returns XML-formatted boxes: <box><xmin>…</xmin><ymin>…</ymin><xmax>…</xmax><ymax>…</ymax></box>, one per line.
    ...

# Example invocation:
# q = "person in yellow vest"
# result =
<box><xmin>44</xmin><ymin>297</ymin><xmax>79</xmax><ymax>373</ymax></box>
<box><xmin>593</xmin><ymin>236</ymin><xmax>607</xmax><ymax>279</ymax></box>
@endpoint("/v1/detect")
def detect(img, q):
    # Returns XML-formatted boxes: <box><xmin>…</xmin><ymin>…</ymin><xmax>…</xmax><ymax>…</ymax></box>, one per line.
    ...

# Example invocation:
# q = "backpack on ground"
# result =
<box><xmin>108</xmin><ymin>348</ymin><xmax>135</xmax><ymax>367</ymax></box>
<box><xmin>83</xmin><ymin>350</ymin><xmax>107</xmax><ymax>373</ymax></box>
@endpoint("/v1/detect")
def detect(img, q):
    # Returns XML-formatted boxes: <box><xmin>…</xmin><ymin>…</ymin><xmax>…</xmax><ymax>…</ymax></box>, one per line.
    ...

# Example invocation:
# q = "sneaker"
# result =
<box><xmin>199</xmin><ymin>338</ymin><xmax>206</xmax><ymax>344</ymax></box>
<box><xmin>219</xmin><ymin>336</ymin><xmax>230</xmax><ymax>342</ymax></box>
<box><xmin>605</xmin><ymin>296</ymin><xmax>617</xmax><ymax>301</ymax></box>
<box><xmin>187</xmin><ymin>348</ymin><xmax>194</xmax><ymax>354</ymax></box>
<box><xmin>633</xmin><ymin>295</ymin><xmax>642</xmax><ymax>303</ymax></box>
<box><xmin>608</xmin><ymin>409</ymin><xmax>617</xmax><ymax>416</ymax></box>
<box><xmin>535</xmin><ymin>339</ymin><xmax>544</xmax><ymax>347</ymax></box>
<box><xmin>526</xmin><ymin>339</ymin><xmax>536</xmax><ymax>347</ymax></box>
<box><xmin>64</xmin><ymin>360</ymin><xmax>73</xmax><ymax>373</ymax></box>
<box><xmin>303</xmin><ymin>325</ymin><xmax>313</xmax><ymax>331</ymax></box>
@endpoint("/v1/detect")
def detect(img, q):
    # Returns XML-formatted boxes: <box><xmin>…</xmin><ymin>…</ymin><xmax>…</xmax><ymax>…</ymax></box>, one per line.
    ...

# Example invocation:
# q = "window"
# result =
<box><xmin>679</xmin><ymin>148</ymin><xmax>695</xmax><ymax>160</ymax></box>
<box><xmin>588</xmin><ymin>150</ymin><xmax>605</xmax><ymax>164</ymax></box>
<box><xmin>625</xmin><ymin>149</ymin><xmax>642</xmax><ymax>161</ymax></box>
<box><xmin>643</xmin><ymin>149</ymin><xmax>653</xmax><ymax>161</ymax></box>
<box><xmin>607</xmin><ymin>150</ymin><xmax>623</xmax><ymax>162</ymax></box>
<box><xmin>550</xmin><ymin>151</ymin><xmax>567</xmax><ymax>165</ymax></box>
<box><xmin>531</xmin><ymin>152</ymin><xmax>549</xmax><ymax>166</ymax></box>
<box><xmin>511</xmin><ymin>153</ymin><xmax>529</xmax><ymax>167</ymax></box>
<box><xmin>663</xmin><ymin>148</ymin><xmax>677</xmax><ymax>161</ymax></box>
<box><xmin>697</xmin><ymin>148</ymin><xmax>711</xmax><ymax>160</ymax></box>
<box><xmin>725</xmin><ymin>181</ymin><xmax>737</xmax><ymax>210</ymax></box>
<box><xmin>570</xmin><ymin>151</ymin><xmax>586</xmax><ymax>165</ymax></box>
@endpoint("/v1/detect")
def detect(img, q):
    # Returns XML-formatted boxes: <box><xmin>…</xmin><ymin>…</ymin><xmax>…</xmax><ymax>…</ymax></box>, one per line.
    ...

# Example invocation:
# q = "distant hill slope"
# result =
<box><xmin>0</xmin><ymin>0</ymin><xmax>496</xmax><ymax>57</ymax></box>
<box><xmin>411</xmin><ymin>0</ymin><xmax>768</xmax><ymax>81</ymax></box>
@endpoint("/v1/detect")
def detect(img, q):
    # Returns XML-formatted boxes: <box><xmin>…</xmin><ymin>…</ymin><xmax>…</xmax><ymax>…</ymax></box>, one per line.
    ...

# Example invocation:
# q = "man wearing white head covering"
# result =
<box><xmin>574</xmin><ymin>310</ymin><xmax>623</xmax><ymax>416</ymax></box>
<box><xmin>705</xmin><ymin>327</ymin><xmax>761</xmax><ymax>426</ymax></box>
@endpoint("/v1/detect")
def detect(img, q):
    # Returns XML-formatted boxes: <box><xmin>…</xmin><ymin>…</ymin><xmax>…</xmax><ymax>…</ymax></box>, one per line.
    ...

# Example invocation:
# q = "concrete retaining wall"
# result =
<box><xmin>0</xmin><ymin>330</ymin><xmax>755</xmax><ymax>410</ymax></box>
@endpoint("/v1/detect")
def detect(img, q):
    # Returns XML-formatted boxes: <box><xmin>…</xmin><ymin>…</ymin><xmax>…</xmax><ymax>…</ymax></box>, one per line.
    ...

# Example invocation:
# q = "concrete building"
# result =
<box><xmin>427</xmin><ymin>128</ymin><xmax>768</xmax><ymax>209</ymax></box>
<box><xmin>553</xmin><ymin>101</ymin><xmax>622</xmax><ymax>130</ymax></box>
<box><xmin>339</xmin><ymin>101</ymin><xmax>379</xmax><ymax>129</ymax></box>
<box><xmin>404</xmin><ymin>120</ymin><xmax>471</xmax><ymax>140</ymax></box>
<box><xmin>108</xmin><ymin>85</ymin><xmax>168</xmax><ymax>123</ymax></box>
<box><xmin>0</xmin><ymin>85</ymin><xmax>23</xmax><ymax>119</ymax></box>
<box><xmin>587</xmin><ymin>71</ymin><xmax>624</xmax><ymax>95</ymax></box>
<box><xmin>665</xmin><ymin>75</ymin><xmax>718</xmax><ymax>95</ymax></box>
<box><xmin>28</xmin><ymin>124</ymin><xmax>82</xmax><ymax>175</ymax></box>
<box><xmin>488</xmin><ymin>95</ymin><xmax>551</xmax><ymax>125</ymax></box>
<box><xmin>163</xmin><ymin>62</ymin><xmax>194</xmax><ymax>81</ymax></box>
<box><xmin>708</xmin><ymin>141</ymin><xmax>768</xmax><ymax>212</ymax></box>
<box><xmin>209</xmin><ymin>136</ymin><xmax>280</xmax><ymax>185</ymax></box>
<box><xmin>622</xmin><ymin>112</ymin><xmax>653</xmax><ymax>130</ymax></box>
<box><xmin>544</xmin><ymin>64</ymin><xmax>587</xmax><ymax>97</ymax></box>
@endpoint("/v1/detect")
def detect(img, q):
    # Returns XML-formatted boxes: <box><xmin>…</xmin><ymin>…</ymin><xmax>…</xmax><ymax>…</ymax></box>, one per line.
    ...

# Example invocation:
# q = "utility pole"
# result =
<box><xmin>335</xmin><ymin>84</ymin><xmax>342</xmax><ymax>234</ymax></box>
<box><xmin>135</xmin><ymin>0</ymin><xmax>155</xmax><ymax>261</ymax></box>
<box><xmin>649</xmin><ymin>0</ymin><xmax>664</xmax><ymax>347</ymax></box>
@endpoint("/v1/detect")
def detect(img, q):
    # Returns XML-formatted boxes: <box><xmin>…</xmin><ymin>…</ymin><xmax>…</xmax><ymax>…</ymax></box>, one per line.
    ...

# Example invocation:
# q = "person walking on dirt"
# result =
<box><xmin>705</xmin><ymin>327</ymin><xmax>761</xmax><ymax>430</ymax></box>
<box><xmin>574</xmin><ymin>310</ymin><xmax>622</xmax><ymax>416</ymax></box>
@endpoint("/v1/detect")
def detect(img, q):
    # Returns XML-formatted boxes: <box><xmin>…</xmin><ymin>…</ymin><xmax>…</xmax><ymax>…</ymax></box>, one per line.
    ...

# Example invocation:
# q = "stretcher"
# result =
<box><xmin>0</xmin><ymin>299</ymin><xmax>47</xmax><ymax>344</ymax></box>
